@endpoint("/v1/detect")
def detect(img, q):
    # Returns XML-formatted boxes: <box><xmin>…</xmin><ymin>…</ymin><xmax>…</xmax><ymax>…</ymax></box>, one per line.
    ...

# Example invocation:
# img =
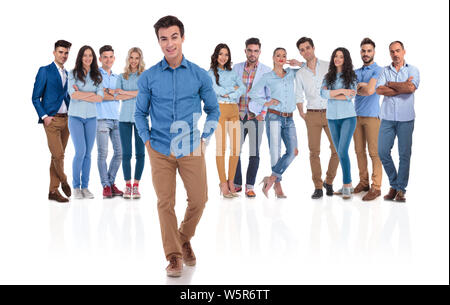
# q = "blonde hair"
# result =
<box><xmin>123</xmin><ymin>47</ymin><xmax>145</xmax><ymax>80</ymax></box>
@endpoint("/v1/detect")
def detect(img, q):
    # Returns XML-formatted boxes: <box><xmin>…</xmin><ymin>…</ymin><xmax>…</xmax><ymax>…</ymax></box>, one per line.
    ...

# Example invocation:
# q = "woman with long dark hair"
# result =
<box><xmin>208</xmin><ymin>43</ymin><xmax>246</xmax><ymax>198</ymax></box>
<box><xmin>320</xmin><ymin>47</ymin><xmax>357</xmax><ymax>199</ymax></box>
<box><xmin>68</xmin><ymin>45</ymin><xmax>104</xmax><ymax>199</ymax></box>
<box><xmin>116</xmin><ymin>47</ymin><xmax>146</xmax><ymax>199</ymax></box>
<box><xmin>249</xmin><ymin>48</ymin><xmax>303</xmax><ymax>198</ymax></box>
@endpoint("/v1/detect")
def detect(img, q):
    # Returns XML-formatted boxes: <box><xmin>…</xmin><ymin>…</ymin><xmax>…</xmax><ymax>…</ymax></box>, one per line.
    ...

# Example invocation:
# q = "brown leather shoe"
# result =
<box><xmin>383</xmin><ymin>187</ymin><xmax>397</xmax><ymax>201</ymax></box>
<box><xmin>182</xmin><ymin>241</ymin><xmax>197</xmax><ymax>266</ymax></box>
<box><xmin>166</xmin><ymin>255</ymin><xmax>183</xmax><ymax>277</ymax></box>
<box><xmin>354</xmin><ymin>182</ymin><xmax>370</xmax><ymax>194</ymax></box>
<box><xmin>362</xmin><ymin>188</ymin><xmax>381</xmax><ymax>201</ymax></box>
<box><xmin>48</xmin><ymin>190</ymin><xmax>69</xmax><ymax>203</ymax></box>
<box><xmin>61</xmin><ymin>182</ymin><xmax>72</xmax><ymax>197</ymax></box>
<box><xmin>394</xmin><ymin>190</ymin><xmax>406</xmax><ymax>202</ymax></box>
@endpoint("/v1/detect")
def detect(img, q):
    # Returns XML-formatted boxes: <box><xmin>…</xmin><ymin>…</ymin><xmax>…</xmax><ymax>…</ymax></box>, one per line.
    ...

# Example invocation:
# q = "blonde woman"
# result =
<box><xmin>116</xmin><ymin>47</ymin><xmax>146</xmax><ymax>199</ymax></box>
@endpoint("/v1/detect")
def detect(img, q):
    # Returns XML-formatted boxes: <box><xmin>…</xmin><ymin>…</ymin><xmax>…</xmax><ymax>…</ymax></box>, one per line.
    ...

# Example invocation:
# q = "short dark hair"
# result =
<box><xmin>360</xmin><ymin>37</ymin><xmax>376</xmax><ymax>48</ymax></box>
<box><xmin>154</xmin><ymin>15</ymin><xmax>185</xmax><ymax>39</ymax></box>
<box><xmin>389</xmin><ymin>40</ymin><xmax>404</xmax><ymax>49</ymax></box>
<box><xmin>54</xmin><ymin>40</ymin><xmax>72</xmax><ymax>50</ymax></box>
<box><xmin>296</xmin><ymin>37</ymin><xmax>314</xmax><ymax>49</ymax></box>
<box><xmin>245</xmin><ymin>38</ymin><xmax>261</xmax><ymax>48</ymax></box>
<box><xmin>99</xmin><ymin>45</ymin><xmax>114</xmax><ymax>55</ymax></box>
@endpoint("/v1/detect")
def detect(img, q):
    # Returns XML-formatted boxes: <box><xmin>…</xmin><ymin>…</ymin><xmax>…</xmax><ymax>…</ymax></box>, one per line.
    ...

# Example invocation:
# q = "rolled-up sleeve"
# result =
<box><xmin>409</xmin><ymin>66</ymin><xmax>420</xmax><ymax>89</ymax></box>
<box><xmin>320</xmin><ymin>79</ymin><xmax>331</xmax><ymax>100</ymax></box>
<box><xmin>68</xmin><ymin>72</ymin><xmax>76</xmax><ymax>96</ymax></box>
<box><xmin>228</xmin><ymin>72</ymin><xmax>246</xmax><ymax>101</ymax></box>
<box><xmin>135</xmin><ymin>73</ymin><xmax>151</xmax><ymax>145</ymax></box>
<box><xmin>376</xmin><ymin>68</ymin><xmax>387</xmax><ymax>88</ymax></box>
<box><xmin>295</xmin><ymin>73</ymin><xmax>305</xmax><ymax>104</ymax></box>
<box><xmin>248</xmin><ymin>75</ymin><xmax>268</xmax><ymax>108</ymax></box>
<box><xmin>199</xmin><ymin>70</ymin><xmax>220</xmax><ymax>140</ymax></box>
<box><xmin>96</xmin><ymin>83</ymin><xmax>104</xmax><ymax>97</ymax></box>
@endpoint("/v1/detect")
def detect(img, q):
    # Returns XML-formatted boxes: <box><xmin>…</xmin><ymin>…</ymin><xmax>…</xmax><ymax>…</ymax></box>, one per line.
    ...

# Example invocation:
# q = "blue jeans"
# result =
<box><xmin>97</xmin><ymin>119</ymin><xmax>122</xmax><ymax>187</ymax></box>
<box><xmin>265</xmin><ymin>112</ymin><xmax>298</xmax><ymax>182</ymax></box>
<box><xmin>68</xmin><ymin>116</ymin><xmax>97</xmax><ymax>189</ymax></box>
<box><xmin>234</xmin><ymin>115</ymin><xmax>265</xmax><ymax>188</ymax></box>
<box><xmin>378</xmin><ymin>119</ymin><xmax>414</xmax><ymax>193</ymax></box>
<box><xmin>119</xmin><ymin>122</ymin><xmax>145</xmax><ymax>181</ymax></box>
<box><xmin>328</xmin><ymin>117</ymin><xmax>357</xmax><ymax>185</ymax></box>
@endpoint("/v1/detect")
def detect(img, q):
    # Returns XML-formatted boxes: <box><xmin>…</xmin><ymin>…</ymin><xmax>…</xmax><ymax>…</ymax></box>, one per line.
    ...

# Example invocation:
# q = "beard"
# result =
<box><xmin>362</xmin><ymin>56</ymin><xmax>373</xmax><ymax>64</ymax></box>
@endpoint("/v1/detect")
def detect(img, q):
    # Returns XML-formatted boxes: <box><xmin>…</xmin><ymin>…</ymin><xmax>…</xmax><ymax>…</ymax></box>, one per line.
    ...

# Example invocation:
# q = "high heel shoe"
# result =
<box><xmin>274</xmin><ymin>189</ymin><xmax>287</xmax><ymax>199</ymax></box>
<box><xmin>219</xmin><ymin>183</ymin><xmax>234</xmax><ymax>199</ymax></box>
<box><xmin>259</xmin><ymin>176</ymin><xmax>272</xmax><ymax>198</ymax></box>
<box><xmin>228</xmin><ymin>181</ymin><xmax>239</xmax><ymax>197</ymax></box>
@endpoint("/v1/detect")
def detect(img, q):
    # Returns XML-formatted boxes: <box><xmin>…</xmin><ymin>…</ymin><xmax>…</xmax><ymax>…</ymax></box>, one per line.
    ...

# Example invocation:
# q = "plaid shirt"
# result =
<box><xmin>238</xmin><ymin>62</ymin><xmax>258</xmax><ymax>120</ymax></box>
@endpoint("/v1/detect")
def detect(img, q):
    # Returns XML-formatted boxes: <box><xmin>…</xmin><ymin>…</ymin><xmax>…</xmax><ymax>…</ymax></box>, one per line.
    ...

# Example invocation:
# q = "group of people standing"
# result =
<box><xmin>32</xmin><ymin>15</ymin><xmax>419</xmax><ymax>277</ymax></box>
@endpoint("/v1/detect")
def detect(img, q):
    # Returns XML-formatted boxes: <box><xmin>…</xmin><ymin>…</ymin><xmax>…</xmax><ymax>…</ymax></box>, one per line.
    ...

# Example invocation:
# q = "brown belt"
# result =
<box><xmin>307</xmin><ymin>109</ymin><xmax>326</xmax><ymax>113</ymax></box>
<box><xmin>54</xmin><ymin>113</ymin><xmax>68</xmax><ymax>117</ymax></box>
<box><xmin>268</xmin><ymin>109</ymin><xmax>293</xmax><ymax>118</ymax></box>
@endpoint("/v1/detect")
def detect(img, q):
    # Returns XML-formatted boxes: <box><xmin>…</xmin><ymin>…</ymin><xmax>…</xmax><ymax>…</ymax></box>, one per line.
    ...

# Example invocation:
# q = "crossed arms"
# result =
<box><xmin>376</xmin><ymin>76</ymin><xmax>417</xmax><ymax>96</ymax></box>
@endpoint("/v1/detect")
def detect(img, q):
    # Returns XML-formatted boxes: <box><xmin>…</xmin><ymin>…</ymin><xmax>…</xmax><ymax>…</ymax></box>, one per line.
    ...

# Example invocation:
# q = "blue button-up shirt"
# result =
<box><xmin>248</xmin><ymin>68</ymin><xmax>299</xmax><ymax>114</ymax></box>
<box><xmin>376</xmin><ymin>62</ymin><xmax>420</xmax><ymax>122</ymax></box>
<box><xmin>320</xmin><ymin>73</ymin><xmax>357</xmax><ymax>120</ymax></box>
<box><xmin>97</xmin><ymin>67</ymin><xmax>120</xmax><ymax>120</ymax></box>
<box><xmin>207</xmin><ymin>68</ymin><xmax>246</xmax><ymax>103</ymax></box>
<box><xmin>355</xmin><ymin>62</ymin><xmax>382</xmax><ymax>117</ymax></box>
<box><xmin>135</xmin><ymin>57</ymin><xmax>220</xmax><ymax>158</ymax></box>
<box><xmin>68</xmin><ymin>70</ymin><xmax>104</xmax><ymax>119</ymax></box>
<box><xmin>117</xmin><ymin>72</ymin><xmax>139</xmax><ymax>123</ymax></box>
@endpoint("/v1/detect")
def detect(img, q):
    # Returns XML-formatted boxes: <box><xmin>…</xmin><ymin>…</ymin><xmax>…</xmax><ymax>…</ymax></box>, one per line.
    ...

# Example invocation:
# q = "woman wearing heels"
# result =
<box><xmin>320</xmin><ymin>47</ymin><xmax>357</xmax><ymax>199</ymax></box>
<box><xmin>208</xmin><ymin>43</ymin><xmax>246</xmax><ymax>198</ymax></box>
<box><xmin>248</xmin><ymin>47</ymin><xmax>303</xmax><ymax>198</ymax></box>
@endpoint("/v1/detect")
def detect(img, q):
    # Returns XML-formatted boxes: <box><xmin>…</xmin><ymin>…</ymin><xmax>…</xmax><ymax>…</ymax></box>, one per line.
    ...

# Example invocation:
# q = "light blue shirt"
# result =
<box><xmin>97</xmin><ymin>67</ymin><xmax>120</xmax><ymax>120</ymax></box>
<box><xmin>68</xmin><ymin>70</ymin><xmax>103</xmax><ymax>119</ymax></box>
<box><xmin>355</xmin><ymin>62</ymin><xmax>382</xmax><ymax>117</ymax></box>
<box><xmin>249</xmin><ymin>68</ymin><xmax>299</xmax><ymax>114</ymax></box>
<box><xmin>320</xmin><ymin>73</ymin><xmax>357</xmax><ymax>120</ymax></box>
<box><xmin>207</xmin><ymin>68</ymin><xmax>246</xmax><ymax>103</ymax></box>
<box><xmin>117</xmin><ymin>72</ymin><xmax>139</xmax><ymax>123</ymax></box>
<box><xmin>376</xmin><ymin>62</ymin><xmax>420</xmax><ymax>122</ymax></box>
<box><xmin>135</xmin><ymin>56</ymin><xmax>220</xmax><ymax>158</ymax></box>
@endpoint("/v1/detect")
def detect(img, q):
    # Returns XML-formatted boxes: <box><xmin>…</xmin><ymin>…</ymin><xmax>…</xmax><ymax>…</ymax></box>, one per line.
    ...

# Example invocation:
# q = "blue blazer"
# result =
<box><xmin>32</xmin><ymin>62</ymin><xmax>70</xmax><ymax>123</ymax></box>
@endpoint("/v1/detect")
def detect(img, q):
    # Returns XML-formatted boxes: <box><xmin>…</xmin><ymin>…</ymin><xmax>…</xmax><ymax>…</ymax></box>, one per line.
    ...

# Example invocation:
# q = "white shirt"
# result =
<box><xmin>295</xmin><ymin>59</ymin><xmax>329</xmax><ymax>110</ymax></box>
<box><xmin>54</xmin><ymin>62</ymin><xmax>68</xmax><ymax>114</ymax></box>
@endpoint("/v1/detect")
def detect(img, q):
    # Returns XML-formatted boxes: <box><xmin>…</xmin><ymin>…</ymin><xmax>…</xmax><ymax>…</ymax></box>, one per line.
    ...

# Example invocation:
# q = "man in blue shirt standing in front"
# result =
<box><xmin>135</xmin><ymin>15</ymin><xmax>220</xmax><ymax>277</ymax></box>
<box><xmin>354</xmin><ymin>38</ymin><xmax>383</xmax><ymax>201</ymax></box>
<box><xmin>96</xmin><ymin>45</ymin><xmax>123</xmax><ymax>199</ymax></box>
<box><xmin>376</xmin><ymin>41</ymin><xmax>420</xmax><ymax>203</ymax></box>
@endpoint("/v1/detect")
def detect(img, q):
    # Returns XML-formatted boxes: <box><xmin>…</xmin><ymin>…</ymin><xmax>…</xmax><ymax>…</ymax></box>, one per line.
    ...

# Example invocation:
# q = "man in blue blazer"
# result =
<box><xmin>32</xmin><ymin>40</ymin><xmax>72</xmax><ymax>203</ymax></box>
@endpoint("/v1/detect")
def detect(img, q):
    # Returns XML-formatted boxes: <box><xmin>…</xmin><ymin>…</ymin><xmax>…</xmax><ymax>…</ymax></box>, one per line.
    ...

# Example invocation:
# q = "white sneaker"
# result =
<box><xmin>74</xmin><ymin>188</ymin><xmax>84</xmax><ymax>199</ymax></box>
<box><xmin>81</xmin><ymin>188</ymin><xmax>94</xmax><ymax>199</ymax></box>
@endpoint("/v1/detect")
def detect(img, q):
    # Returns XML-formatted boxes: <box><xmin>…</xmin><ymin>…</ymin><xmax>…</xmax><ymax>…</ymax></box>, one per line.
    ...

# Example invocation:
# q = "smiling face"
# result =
<box><xmin>129</xmin><ymin>52</ymin><xmax>140</xmax><ymax>71</ymax></box>
<box><xmin>100</xmin><ymin>50</ymin><xmax>115</xmax><ymax>70</ymax></box>
<box><xmin>360</xmin><ymin>44</ymin><xmax>375</xmax><ymax>65</ymax></box>
<box><xmin>389</xmin><ymin>42</ymin><xmax>406</xmax><ymax>66</ymax></box>
<box><xmin>82</xmin><ymin>48</ymin><xmax>93</xmax><ymax>70</ymax></box>
<box><xmin>217</xmin><ymin>48</ymin><xmax>229</xmax><ymax>68</ymax></box>
<box><xmin>273</xmin><ymin>49</ymin><xmax>287</xmax><ymax>67</ymax></box>
<box><xmin>334</xmin><ymin>51</ymin><xmax>345</xmax><ymax>69</ymax></box>
<box><xmin>158</xmin><ymin>25</ymin><xmax>184</xmax><ymax>62</ymax></box>
<box><xmin>53</xmin><ymin>47</ymin><xmax>69</xmax><ymax>67</ymax></box>
<box><xmin>298</xmin><ymin>41</ymin><xmax>315</xmax><ymax>62</ymax></box>
<box><xmin>245</xmin><ymin>44</ymin><xmax>261</xmax><ymax>64</ymax></box>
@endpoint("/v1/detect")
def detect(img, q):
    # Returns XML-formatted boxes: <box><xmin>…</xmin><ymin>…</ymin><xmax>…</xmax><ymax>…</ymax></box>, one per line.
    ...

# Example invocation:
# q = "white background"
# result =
<box><xmin>0</xmin><ymin>0</ymin><xmax>448</xmax><ymax>284</ymax></box>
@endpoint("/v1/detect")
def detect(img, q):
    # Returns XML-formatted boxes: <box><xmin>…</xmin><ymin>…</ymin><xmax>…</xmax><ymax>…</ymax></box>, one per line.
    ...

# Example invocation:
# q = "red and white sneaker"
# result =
<box><xmin>111</xmin><ymin>184</ymin><xmax>123</xmax><ymax>197</ymax></box>
<box><xmin>132</xmin><ymin>184</ymin><xmax>141</xmax><ymax>199</ymax></box>
<box><xmin>103</xmin><ymin>185</ymin><xmax>112</xmax><ymax>199</ymax></box>
<box><xmin>124</xmin><ymin>184</ymin><xmax>132</xmax><ymax>199</ymax></box>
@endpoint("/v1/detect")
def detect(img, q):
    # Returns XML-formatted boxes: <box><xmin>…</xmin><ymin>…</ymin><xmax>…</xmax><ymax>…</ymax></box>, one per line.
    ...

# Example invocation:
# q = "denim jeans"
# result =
<box><xmin>378</xmin><ymin>119</ymin><xmax>414</xmax><ymax>193</ymax></box>
<box><xmin>265</xmin><ymin>112</ymin><xmax>298</xmax><ymax>182</ymax></box>
<box><xmin>119</xmin><ymin>122</ymin><xmax>145</xmax><ymax>181</ymax></box>
<box><xmin>328</xmin><ymin>117</ymin><xmax>357</xmax><ymax>185</ymax></box>
<box><xmin>68</xmin><ymin>116</ymin><xmax>97</xmax><ymax>189</ymax></box>
<box><xmin>234</xmin><ymin>115</ymin><xmax>265</xmax><ymax>188</ymax></box>
<box><xmin>97</xmin><ymin>119</ymin><xmax>122</xmax><ymax>187</ymax></box>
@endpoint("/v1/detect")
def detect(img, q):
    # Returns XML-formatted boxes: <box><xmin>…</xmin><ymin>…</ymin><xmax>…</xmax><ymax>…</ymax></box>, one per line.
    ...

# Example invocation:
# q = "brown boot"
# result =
<box><xmin>354</xmin><ymin>182</ymin><xmax>370</xmax><ymax>194</ymax></box>
<box><xmin>383</xmin><ymin>188</ymin><xmax>397</xmax><ymax>201</ymax></box>
<box><xmin>362</xmin><ymin>188</ymin><xmax>381</xmax><ymax>201</ymax></box>
<box><xmin>394</xmin><ymin>190</ymin><xmax>406</xmax><ymax>202</ymax></box>
<box><xmin>48</xmin><ymin>190</ymin><xmax>69</xmax><ymax>203</ymax></box>
<box><xmin>61</xmin><ymin>182</ymin><xmax>72</xmax><ymax>197</ymax></box>
<box><xmin>182</xmin><ymin>241</ymin><xmax>197</xmax><ymax>266</ymax></box>
<box><xmin>166</xmin><ymin>255</ymin><xmax>183</xmax><ymax>277</ymax></box>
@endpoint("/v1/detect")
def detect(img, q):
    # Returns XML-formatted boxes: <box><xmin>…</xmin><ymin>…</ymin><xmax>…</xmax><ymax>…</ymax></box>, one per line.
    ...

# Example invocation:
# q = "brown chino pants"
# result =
<box><xmin>148</xmin><ymin>143</ymin><xmax>208</xmax><ymax>260</ymax></box>
<box><xmin>43</xmin><ymin>116</ymin><xmax>70</xmax><ymax>192</ymax></box>
<box><xmin>353</xmin><ymin>116</ymin><xmax>382</xmax><ymax>190</ymax></box>
<box><xmin>305</xmin><ymin>111</ymin><xmax>340</xmax><ymax>189</ymax></box>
